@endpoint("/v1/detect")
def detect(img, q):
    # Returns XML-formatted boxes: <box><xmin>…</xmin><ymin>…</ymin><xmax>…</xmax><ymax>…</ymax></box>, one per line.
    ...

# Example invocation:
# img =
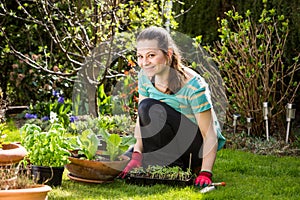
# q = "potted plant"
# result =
<box><xmin>0</xmin><ymin>163</ymin><xmax>52</xmax><ymax>200</ymax></box>
<box><xmin>66</xmin><ymin>127</ymin><xmax>136</xmax><ymax>183</ymax></box>
<box><xmin>20</xmin><ymin>123</ymin><xmax>72</xmax><ymax>186</ymax></box>
<box><xmin>1</xmin><ymin>123</ymin><xmax>51</xmax><ymax>200</ymax></box>
<box><xmin>0</xmin><ymin>123</ymin><xmax>27</xmax><ymax>166</ymax></box>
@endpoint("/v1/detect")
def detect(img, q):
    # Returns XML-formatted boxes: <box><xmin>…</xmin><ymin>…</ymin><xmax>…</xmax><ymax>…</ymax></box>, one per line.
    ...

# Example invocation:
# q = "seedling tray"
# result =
<box><xmin>125</xmin><ymin>175</ymin><xmax>193</xmax><ymax>187</ymax></box>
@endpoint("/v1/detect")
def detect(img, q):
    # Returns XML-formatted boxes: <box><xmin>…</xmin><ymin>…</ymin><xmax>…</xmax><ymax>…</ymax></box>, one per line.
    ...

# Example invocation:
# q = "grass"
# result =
<box><xmin>2</xmin><ymin>120</ymin><xmax>299</xmax><ymax>199</ymax></box>
<box><xmin>1</xmin><ymin>119</ymin><xmax>20</xmax><ymax>142</ymax></box>
<box><xmin>48</xmin><ymin>149</ymin><xmax>300</xmax><ymax>200</ymax></box>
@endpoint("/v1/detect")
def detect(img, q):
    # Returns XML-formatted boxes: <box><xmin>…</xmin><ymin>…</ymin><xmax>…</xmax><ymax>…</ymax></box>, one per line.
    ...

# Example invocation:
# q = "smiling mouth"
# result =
<box><xmin>143</xmin><ymin>66</ymin><xmax>155</xmax><ymax>70</ymax></box>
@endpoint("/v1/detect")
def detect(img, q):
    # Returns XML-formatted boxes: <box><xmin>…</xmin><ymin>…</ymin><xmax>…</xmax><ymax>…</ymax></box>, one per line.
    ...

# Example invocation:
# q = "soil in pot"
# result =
<box><xmin>31</xmin><ymin>165</ymin><xmax>64</xmax><ymax>187</ymax></box>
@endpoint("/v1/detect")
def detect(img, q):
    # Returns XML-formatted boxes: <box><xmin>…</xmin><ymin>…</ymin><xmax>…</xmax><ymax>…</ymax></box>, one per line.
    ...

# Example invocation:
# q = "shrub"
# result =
<box><xmin>206</xmin><ymin>5</ymin><xmax>300</xmax><ymax>138</ymax></box>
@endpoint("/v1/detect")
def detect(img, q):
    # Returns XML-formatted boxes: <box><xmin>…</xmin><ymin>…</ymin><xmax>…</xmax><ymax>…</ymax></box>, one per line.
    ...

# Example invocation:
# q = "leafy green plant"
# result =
<box><xmin>205</xmin><ymin>3</ymin><xmax>300</xmax><ymax>137</ymax></box>
<box><xmin>71</xmin><ymin>127</ymin><xmax>135</xmax><ymax>161</ymax></box>
<box><xmin>20</xmin><ymin>123</ymin><xmax>71</xmax><ymax>167</ymax></box>
<box><xmin>100</xmin><ymin>128</ymin><xmax>136</xmax><ymax>161</ymax></box>
<box><xmin>73</xmin><ymin>129</ymin><xmax>99</xmax><ymax>160</ymax></box>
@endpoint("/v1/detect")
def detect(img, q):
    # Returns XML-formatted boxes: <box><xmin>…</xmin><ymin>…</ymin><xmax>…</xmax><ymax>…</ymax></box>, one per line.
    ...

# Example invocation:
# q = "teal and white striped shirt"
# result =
<box><xmin>138</xmin><ymin>69</ymin><xmax>226</xmax><ymax>150</ymax></box>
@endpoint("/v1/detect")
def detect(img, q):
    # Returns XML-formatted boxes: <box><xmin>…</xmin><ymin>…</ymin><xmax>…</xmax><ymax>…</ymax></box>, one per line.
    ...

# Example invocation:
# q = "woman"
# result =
<box><xmin>119</xmin><ymin>26</ymin><xmax>225</xmax><ymax>187</ymax></box>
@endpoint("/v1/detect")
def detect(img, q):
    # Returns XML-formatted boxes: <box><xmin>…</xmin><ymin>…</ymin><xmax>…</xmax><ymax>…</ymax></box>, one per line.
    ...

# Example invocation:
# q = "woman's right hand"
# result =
<box><xmin>118</xmin><ymin>151</ymin><xmax>143</xmax><ymax>178</ymax></box>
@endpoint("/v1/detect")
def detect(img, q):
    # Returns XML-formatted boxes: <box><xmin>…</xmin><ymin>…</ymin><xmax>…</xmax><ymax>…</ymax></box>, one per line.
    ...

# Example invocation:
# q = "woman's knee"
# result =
<box><xmin>138</xmin><ymin>99</ymin><xmax>163</xmax><ymax>124</ymax></box>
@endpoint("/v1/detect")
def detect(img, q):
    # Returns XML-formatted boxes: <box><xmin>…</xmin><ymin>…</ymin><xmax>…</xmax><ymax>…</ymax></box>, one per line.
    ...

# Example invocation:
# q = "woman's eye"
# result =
<box><xmin>148</xmin><ymin>54</ymin><xmax>155</xmax><ymax>58</ymax></box>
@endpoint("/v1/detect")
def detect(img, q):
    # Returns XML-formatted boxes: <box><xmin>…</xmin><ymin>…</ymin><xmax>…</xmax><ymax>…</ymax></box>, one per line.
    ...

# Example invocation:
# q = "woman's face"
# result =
<box><xmin>136</xmin><ymin>39</ymin><xmax>169</xmax><ymax>77</ymax></box>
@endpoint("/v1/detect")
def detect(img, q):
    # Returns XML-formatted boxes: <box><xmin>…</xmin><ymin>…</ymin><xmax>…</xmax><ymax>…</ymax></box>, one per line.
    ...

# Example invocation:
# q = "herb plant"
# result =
<box><xmin>20</xmin><ymin>123</ymin><xmax>71</xmax><ymax>167</ymax></box>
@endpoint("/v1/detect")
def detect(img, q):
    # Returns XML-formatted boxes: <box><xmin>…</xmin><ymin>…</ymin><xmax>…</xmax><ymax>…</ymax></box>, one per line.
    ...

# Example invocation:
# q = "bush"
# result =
<box><xmin>206</xmin><ymin>5</ymin><xmax>300</xmax><ymax>138</ymax></box>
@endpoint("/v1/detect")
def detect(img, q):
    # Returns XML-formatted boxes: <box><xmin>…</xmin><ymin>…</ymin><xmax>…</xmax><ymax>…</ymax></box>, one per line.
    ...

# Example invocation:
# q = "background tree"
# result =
<box><xmin>0</xmin><ymin>0</ymin><xmax>178</xmax><ymax>117</ymax></box>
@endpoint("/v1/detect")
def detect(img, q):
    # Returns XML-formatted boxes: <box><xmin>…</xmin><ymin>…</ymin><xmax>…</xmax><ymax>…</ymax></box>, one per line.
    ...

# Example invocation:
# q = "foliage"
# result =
<box><xmin>0</xmin><ymin>163</ymin><xmax>36</xmax><ymax>190</ymax></box>
<box><xmin>73</xmin><ymin>129</ymin><xmax>99</xmax><ymax>160</ymax></box>
<box><xmin>174</xmin><ymin>0</ymin><xmax>221</xmax><ymax>44</ymax></box>
<box><xmin>0</xmin><ymin>123</ymin><xmax>5</xmax><ymax>148</ymax></box>
<box><xmin>110</xmin><ymin>68</ymin><xmax>139</xmax><ymax>119</ymax></box>
<box><xmin>3</xmin><ymin>57</ymin><xmax>73</xmax><ymax>106</ymax></box>
<box><xmin>174</xmin><ymin>0</ymin><xmax>300</xmax><ymax>61</ymax></box>
<box><xmin>23</xmin><ymin>89</ymin><xmax>76</xmax><ymax>129</ymax></box>
<box><xmin>205</xmin><ymin>5</ymin><xmax>300</xmax><ymax>137</ymax></box>
<box><xmin>100</xmin><ymin>129</ymin><xmax>136</xmax><ymax>161</ymax></box>
<box><xmin>20</xmin><ymin>123</ymin><xmax>71</xmax><ymax>167</ymax></box>
<box><xmin>97</xmin><ymin>84</ymin><xmax>112</xmax><ymax>115</ymax></box>
<box><xmin>224</xmin><ymin>130</ymin><xmax>300</xmax><ymax>156</ymax></box>
<box><xmin>0</xmin><ymin>0</ymin><xmax>178</xmax><ymax>116</ymax></box>
<box><xmin>0</xmin><ymin>89</ymin><xmax>6</xmax><ymax>122</ymax></box>
<box><xmin>70</xmin><ymin>114</ymin><xmax>134</xmax><ymax>136</ymax></box>
<box><xmin>71</xmin><ymin>126</ymin><xmax>135</xmax><ymax>161</ymax></box>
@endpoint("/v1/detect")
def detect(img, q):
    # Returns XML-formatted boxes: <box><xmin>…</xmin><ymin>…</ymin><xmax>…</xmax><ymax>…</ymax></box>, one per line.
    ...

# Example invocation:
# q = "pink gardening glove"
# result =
<box><xmin>119</xmin><ymin>151</ymin><xmax>142</xmax><ymax>178</ymax></box>
<box><xmin>194</xmin><ymin>171</ymin><xmax>212</xmax><ymax>187</ymax></box>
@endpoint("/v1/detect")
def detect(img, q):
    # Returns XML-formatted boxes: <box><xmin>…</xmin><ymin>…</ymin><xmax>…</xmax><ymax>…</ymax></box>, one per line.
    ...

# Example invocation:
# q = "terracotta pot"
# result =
<box><xmin>0</xmin><ymin>184</ymin><xmax>52</xmax><ymax>200</ymax></box>
<box><xmin>0</xmin><ymin>143</ymin><xmax>27</xmax><ymax>166</ymax></box>
<box><xmin>66</xmin><ymin>155</ymin><xmax>129</xmax><ymax>182</ymax></box>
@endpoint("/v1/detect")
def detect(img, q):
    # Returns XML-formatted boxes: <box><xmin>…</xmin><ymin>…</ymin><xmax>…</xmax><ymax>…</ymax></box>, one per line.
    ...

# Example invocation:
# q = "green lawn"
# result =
<box><xmin>49</xmin><ymin>149</ymin><xmax>300</xmax><ymax>200</ymax></box>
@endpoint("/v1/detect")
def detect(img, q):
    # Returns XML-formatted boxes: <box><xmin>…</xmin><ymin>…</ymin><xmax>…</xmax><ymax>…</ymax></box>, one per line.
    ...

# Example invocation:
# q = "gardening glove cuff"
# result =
<box><xmin>119</xmin><ymin>151</ymin><xmax>142</xmax><ymax>178</ymax></box>
<box><xmin>194</xmin><ymin>170</ymin><xmax>212</xmax><ymax>187</ymax></box>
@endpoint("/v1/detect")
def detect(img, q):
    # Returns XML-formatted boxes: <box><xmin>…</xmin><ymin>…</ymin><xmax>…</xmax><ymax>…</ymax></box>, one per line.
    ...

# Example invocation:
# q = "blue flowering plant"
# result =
<box><xmin>24</xmin><ymin>90</ymin><xmax>77</xmax><ymax>129</ymax></box>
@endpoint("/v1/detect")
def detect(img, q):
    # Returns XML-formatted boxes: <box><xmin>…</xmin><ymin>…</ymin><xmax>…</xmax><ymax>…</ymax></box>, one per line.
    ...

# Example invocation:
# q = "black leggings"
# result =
<box><xmin>138</xmin><ymin>98</ymin><xmax>203</xmax><ymax>173</ymax></box>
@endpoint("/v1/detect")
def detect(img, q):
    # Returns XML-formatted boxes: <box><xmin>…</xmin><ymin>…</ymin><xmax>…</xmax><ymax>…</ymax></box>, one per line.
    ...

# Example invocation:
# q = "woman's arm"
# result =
<box><xmin>194</xmin><ymin>109</ymin><xmax>218</xmax><ymax>172</ymax></box>
<box><xmin>133</xmin><ymin>117</ymin><xmax>143</xmax><ymax>153</ymax></box>
<box><xmin>133</xmin><ymin>94</ymin><xmax>147</xmax><ymax>153</ymax></box>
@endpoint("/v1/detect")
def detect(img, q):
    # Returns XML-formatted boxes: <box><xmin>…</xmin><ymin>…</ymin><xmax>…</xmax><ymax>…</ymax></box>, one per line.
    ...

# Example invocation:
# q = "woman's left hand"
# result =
<box><xmin>194</xmin><ymin>171</ymin><xmax>212</xmax><ymax>187</ymax></box>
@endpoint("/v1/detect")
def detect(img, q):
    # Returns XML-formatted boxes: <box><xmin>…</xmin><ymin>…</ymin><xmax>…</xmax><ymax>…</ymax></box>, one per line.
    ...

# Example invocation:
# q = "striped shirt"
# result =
<box><xmin>138</xmin><ymin>69</ymin><xmax>226</xmax><ymax>150</ymax></box>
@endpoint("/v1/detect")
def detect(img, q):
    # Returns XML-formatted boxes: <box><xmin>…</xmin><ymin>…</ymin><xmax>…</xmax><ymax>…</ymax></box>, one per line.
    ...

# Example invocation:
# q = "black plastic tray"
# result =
<box><xmin>125</xmin><ymin>175</ymin><xmax>193</xmax><ymax>186</ymax></box>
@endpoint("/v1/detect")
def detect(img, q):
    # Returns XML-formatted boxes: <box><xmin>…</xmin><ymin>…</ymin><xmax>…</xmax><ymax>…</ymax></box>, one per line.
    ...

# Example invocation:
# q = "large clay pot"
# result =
<box><xmin>0</xmin><ymin>143</ymin><xmax>27</xmax><ymax>166</ymax></box>
<box><xmin>0</xmin><ymin>184</ymin><xmax>52</xmax><ymax>200</ymax></box>
<box><xmin>66</xmin><ymin>155</ymin><xmax>129</xmax><ymax>182</ymax></box>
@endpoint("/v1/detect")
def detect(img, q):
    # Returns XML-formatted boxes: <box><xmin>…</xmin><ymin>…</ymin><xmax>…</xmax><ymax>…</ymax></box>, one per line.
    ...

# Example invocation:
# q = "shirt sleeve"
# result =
<box><xmin>189</xmin><ymin>77</ymin><xmax>212</xmax><ymax>114</ymax></box>
<box><xmin>138</xmin><ymin>70</ymin><xmax>149</xmax><ymax>97</ymax></box>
